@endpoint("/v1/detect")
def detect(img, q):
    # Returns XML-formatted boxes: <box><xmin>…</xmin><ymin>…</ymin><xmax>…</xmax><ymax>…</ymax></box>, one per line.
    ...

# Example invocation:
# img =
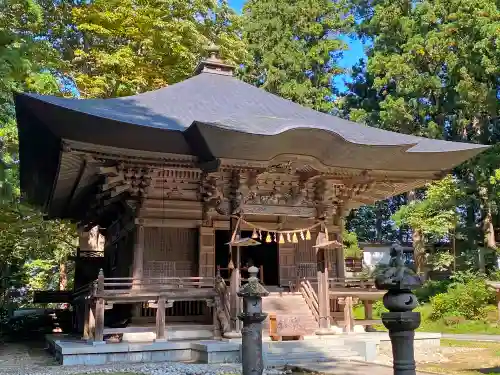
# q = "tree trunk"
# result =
<box><xmin>479</xmin><ymin>187</ymin><xmax>496</xmax><ymax>272</ymax></box>
<box><xmin>413</xmin><ymin>228</ymin><xmax>426</xmax><ymax>279</ymax></box>
<box><xmin>59</xmin><ymin>262</ymin><xmax>68</xmax><ymax>291</ymax></box>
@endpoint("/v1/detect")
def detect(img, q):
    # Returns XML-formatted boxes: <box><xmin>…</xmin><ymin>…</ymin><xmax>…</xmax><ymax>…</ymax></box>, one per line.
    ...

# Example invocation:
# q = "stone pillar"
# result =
<box><xmin>375</xmin><ymin>242</ymin><xmax>422</xmax><ymax>375</ymax></box>
<box><xmin>237</xmin><ymin>266</ymin><xmax>269</xmax><ymax>375</ymax></box>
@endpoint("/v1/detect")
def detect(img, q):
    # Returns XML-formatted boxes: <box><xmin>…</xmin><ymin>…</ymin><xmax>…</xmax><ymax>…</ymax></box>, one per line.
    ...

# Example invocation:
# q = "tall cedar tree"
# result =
<box><xmin>342</xmin><ymin>0</ymin><xmax>500</xmax><ymax>272</ymax></box>
<box><xmin>241</xmin><ymin>0</ymin><xmax>354</xmax><ymax>113</ymax></box>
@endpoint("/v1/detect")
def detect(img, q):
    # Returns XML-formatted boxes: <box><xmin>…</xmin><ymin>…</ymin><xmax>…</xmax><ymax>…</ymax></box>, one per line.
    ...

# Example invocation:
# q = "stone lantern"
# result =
<box><xmin>375</xmin><ymin>242</ymin><xmax>422</xmax><ymax>375</ymax></box>
<box><xmin>237</xmin><ymin>266</ymin><xmax>269</xmax><ymax>375</ymax></box>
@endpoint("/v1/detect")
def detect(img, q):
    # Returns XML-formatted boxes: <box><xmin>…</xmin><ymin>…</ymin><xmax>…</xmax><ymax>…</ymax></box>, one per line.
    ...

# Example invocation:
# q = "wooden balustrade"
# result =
<box><xmin>216</xmin><ymin>265</ymin><xmax>264</xmax><ymax>284</ymax></box>
<box><xmin>328</xmin><ymin>277</ymin><xmax>375</xmax><ymax>289</ymax></box>
<box><xmin>79</xmin><ymin>269</ymin><xmax>218</xmax><ymax>343</ymax></box>
<box><xmin>299</xmin><ymin>280</ymin><xmax>319</xmax><ymax>322</ymax></box>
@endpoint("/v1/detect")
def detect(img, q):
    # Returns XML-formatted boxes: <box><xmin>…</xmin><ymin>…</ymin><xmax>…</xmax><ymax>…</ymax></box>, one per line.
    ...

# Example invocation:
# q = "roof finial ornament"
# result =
<box><xmin>194</xmin><ymin>43</ymin><xmax>236</xmax><ymax>77</ymax></box>
<box><xmin>206</xmin><ymin>43</ymin><xmax>220</xmax><ymax>60</ymax></box>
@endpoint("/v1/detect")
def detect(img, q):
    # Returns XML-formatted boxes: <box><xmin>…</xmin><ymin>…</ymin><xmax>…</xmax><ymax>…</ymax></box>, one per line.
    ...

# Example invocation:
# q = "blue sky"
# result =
<box><xmin>228</xmin><ymin>0</ymin><xmax>366</xmax><ymax>92</ymax></box>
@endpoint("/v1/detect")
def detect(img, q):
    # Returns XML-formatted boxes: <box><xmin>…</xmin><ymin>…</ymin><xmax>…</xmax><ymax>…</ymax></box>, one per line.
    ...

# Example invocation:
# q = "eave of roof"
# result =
<box><xmin>14</xmin><ymin>70</ymin><xmax>489</xmax><ymax>216</ymax></box>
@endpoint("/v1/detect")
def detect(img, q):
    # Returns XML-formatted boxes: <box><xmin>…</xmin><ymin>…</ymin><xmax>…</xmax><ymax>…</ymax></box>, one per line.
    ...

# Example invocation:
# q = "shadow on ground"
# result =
<box><xmin>475</xmin><ymin>367</ymin><xmax>500</xmax><ymax>374</ymax></box>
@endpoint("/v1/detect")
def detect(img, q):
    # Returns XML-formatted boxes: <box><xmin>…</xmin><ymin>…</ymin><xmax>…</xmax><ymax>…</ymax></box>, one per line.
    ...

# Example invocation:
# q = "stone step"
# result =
<box><xmin>261</xmin><ymin>293</ymin><xmax>317</xmax><ymax>334</ymax></box>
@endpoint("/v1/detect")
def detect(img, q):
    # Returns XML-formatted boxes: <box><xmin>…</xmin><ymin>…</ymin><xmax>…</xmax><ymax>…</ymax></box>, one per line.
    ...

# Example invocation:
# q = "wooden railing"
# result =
<box><xmin>78</xmin><ymin>270</ymin><xmax>218</xmax><ymax>343</ymax></box>
<box><xmin>216</xmin><ymin>265</ymin><xmax>264</xmax><ymax>284</ymax></box>
<box><xmin>299</xmin><ymin>280</ymin><xmax>319</xmax><ymax>322</ymax></box>
<box><xmin>328</xmin><ymin>277</ymin><xmax>375</xmax><ymax>289</ymax></box>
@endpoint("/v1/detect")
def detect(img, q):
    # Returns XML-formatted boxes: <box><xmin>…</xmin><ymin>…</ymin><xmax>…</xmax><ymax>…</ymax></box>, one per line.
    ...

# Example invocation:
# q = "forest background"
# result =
<box><xmin>1</xmin><ymin>0</ymin><xmax>500</xmax><ymax>316</ymax></box>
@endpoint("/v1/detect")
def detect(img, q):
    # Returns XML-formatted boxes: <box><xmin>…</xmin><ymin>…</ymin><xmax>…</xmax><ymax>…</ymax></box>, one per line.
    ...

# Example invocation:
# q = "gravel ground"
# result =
<box><xmin>0</xmin><ymin>342</ymin><xmax>291</xmax><ymax>375</ymax></box>
<box><xmin>375</xmin><ymin>342</ymin><xmax>486</xmax><ymax>366</ymax></box>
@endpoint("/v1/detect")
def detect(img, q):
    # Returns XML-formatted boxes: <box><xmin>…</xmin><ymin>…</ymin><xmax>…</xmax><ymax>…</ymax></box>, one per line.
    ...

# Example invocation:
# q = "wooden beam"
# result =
<box><xmin>65</xmin><ymin>157</ymin><xmax>87</xmax><ymax>217</ymax></box>
<box><xmin>98</xmin><ymin>166</ymin><xmax>119</xmax><ymax>176</ymax></box>
<box><xmin>135</xmin><ymin>218</ymin><xmax>202</xmax><ymax>228</ymax></box>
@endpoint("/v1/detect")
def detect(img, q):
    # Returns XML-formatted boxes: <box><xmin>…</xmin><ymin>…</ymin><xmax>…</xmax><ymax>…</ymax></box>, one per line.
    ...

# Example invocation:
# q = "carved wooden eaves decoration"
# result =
<box><xmin>98</xmin><ymin>164</ymin><xmax>153</xmax><ymax>201</ymax></box>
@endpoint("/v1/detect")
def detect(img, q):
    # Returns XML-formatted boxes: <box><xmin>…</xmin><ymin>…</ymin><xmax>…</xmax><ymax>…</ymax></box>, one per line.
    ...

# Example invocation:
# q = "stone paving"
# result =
<box><xmin>290</xmin><ymin>361</ymin><xmax>433</xmax><ymax>375</ymax></box>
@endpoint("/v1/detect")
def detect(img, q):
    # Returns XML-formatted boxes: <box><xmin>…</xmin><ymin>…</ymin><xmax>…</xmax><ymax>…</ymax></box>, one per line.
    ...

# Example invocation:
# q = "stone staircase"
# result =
<box><xmin>262</xmin><ymin>292</ymin><xmax>318</xmax><ymax>336</ymax></box>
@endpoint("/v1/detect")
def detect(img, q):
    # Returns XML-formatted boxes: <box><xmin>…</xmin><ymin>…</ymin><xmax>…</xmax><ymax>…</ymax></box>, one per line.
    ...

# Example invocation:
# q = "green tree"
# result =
<box><xmin>341</xmin><ymin>0</ymin><xmax>500</xmax><ymax>267</ymax></box>
<box><xmin>41</xmin><ymin>0</ymin><xmax>247</xmax><ymax>98</ymax></box>
<box><xmin>392</xmin><ymin>176</ymin><xmax>462</xmax><ymax>275</ymax></box>
<box><xmin>241</xmin><ymin>0</ymin><xmax>354</xmax><ymax>112</ymax></box>
<box><xmin>0</xmin><ymin>0</ymin><xmax>76</xmax><ymax>300</ymax></box>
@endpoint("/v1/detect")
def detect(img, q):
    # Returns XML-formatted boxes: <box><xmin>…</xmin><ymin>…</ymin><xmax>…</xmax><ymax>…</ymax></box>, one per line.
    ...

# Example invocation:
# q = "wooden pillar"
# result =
<box><xmin>82</xmin><ymin>301</ymin><xmax>91</xmax><ymax>340</ymax></box>
<box><xmin>199</xmin><ymin>226</ymin><xmax>216</xmax><ymax>277</ymax></box>
<box><xmin>364</xmin><ymin>300</ymin><xmax>374</xmax><ymax>331</ymax></box>
<box><xmin>228</xmin><ymin>215</ymin><xmax>242</xmax><ymax>334</ymax></box>
<box><xmin>317</xmin><ymin>247</ymin><xmax>330</xmax><ymax>330</ymax></box>
<box><xmin>343</xmin><ymin>296</ymin><xmax>354</xmax><ymax>333</ymax></box>
<box><xmin>132</xmin><ymin>224</ymin><xmax>144</xmax><ymax>318</ymax></box>
<box><xmin>94</xmin><ymin>269</ymin><xmax>105</xmax><ymax>342</ymax></box>
<box><xmin>496</xmin><ymin>290</ymin><xmax>500</xmax><ymax>322</ymax></box>
<box><xmin>132</xmin><ymin>224</ymin><xmax>145</xmax><ymax>281</ymax></box>
<box><xmin>336</xmin><ymin>218</ymin><xmax>346</xmax><ymax>280</ymax></box>
<box><xmin>155</xmin><ymin>297</ymin><xmax>166</xmax><ymax>341</ymax></box>
<box><xmin>89</xmin><ymin>304</ymin><xmax>96</xmax><ymax>339</ymax></box>
<box><xmin>94</xmin><ymin>299</ymin><xmax>105</xmax><ymax>342</ymax></box>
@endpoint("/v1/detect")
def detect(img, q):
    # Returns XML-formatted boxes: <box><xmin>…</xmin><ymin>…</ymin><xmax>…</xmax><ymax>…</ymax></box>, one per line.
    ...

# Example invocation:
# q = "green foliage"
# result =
<box><xmin>343</xmin><ymin>230</ymin><xmax>362</xmax><ymax>258</ymax></box>
<box><xmin>426</xmin><ymin>252</ymin><xmax>455</xmax><ymax>271</ymax></box>
<box><xmin>393</xmin><ymin>176</ymin><xmax>462</xmax><ymax>237</ymax></box>
<box><xmin>415</xmin><ymin>279</ymin><xmax>451</xmax><ymax>304</ymax></box>
<box><xmin>346</xmin><ymin>195</ymin><xmax>409</xmax><ymax>243</ymax></box>
<box><xmin>64</xmin><ymin>0</ymin><xmax>247</xmax><ymax>98</ymax></box>
<box><xmin>342</xmin><ymin>0</ymin><xmax>500</xmax><ymax>262</ymax></box>
<box><xmin>430</xmin><ymin>279</ymin><xmax>495</xmax><ymax>320</ymax></box>
<box><xmin>241</xmin><ymin>0</ymin><xmax>354</xmax><ymax>112</ymax></box>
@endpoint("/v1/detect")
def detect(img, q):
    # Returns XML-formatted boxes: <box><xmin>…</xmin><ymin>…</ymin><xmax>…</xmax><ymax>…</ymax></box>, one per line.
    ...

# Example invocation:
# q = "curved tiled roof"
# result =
<box><xmin>19</xmin><ymin>72</ymin><xmax>486</xmax><ymax>153</ymax></box>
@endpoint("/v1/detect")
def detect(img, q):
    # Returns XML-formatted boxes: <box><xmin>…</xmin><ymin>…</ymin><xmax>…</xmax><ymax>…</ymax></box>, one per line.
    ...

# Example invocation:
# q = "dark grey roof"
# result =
<box><xmin>14</xmin><ymin>69</ymin><xmax>490</xmax><ymax>219</ymax></box>
<box><xmin>19</xmin><ymin>72</ymin><xmax>486</xmax><ymax>153</ymax></box>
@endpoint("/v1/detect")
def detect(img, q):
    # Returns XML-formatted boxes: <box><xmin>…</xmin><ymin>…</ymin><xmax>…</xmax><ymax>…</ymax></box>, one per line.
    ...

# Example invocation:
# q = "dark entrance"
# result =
<box><xmin>215</xmin><ymin>230</ymin><xmax>279</xmax><ymax>286</ymax></box>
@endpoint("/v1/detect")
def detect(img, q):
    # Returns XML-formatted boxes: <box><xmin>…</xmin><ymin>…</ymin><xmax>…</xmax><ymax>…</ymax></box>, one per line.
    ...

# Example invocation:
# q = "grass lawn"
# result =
<box><xmin>419</xmin><ymin>339</ymin><xmax>500</xmax><ymax>375</ymax></box>
<box><xmin>353</xmin><ymin>303</ymin><xmax>500</xmax><ymax>334</ymax></box>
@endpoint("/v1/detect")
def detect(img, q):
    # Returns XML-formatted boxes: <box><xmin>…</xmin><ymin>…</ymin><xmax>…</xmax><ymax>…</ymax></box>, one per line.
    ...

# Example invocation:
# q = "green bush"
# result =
<box><xmin>415</xmin><ymin>279</ymin><xmax>451</xmax><ymax>303</ymax></box>
<box><xmin>430</xmin><ymin>280</ymin><xmax>495</xmax><ymax>320</ymax></box>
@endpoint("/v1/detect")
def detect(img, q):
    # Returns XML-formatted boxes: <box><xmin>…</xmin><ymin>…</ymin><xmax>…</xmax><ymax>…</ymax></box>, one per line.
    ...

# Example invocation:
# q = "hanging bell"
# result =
<box><xmin>292</xmin><ymin>232</ymin><xmax>298</xmax><ymax>243</ymax></box>
<box><xmin>265</xmin><ymin>232</ymin><xmax>272</xmax><ymax>243</ymax></box>
<box><xmin>279</xmin><ymin>233</ymin><xmax>285</xmax><ymax>244</ymax></box>
<box><xmin>287</xmin><ymin>233</ymin><xmax>292</xmax><ymax>242</ymax></box>
<box><xmin>300</xmin><ymin>231</ymin><xmax>305</xmax><ymax>240</ymax></box>
<box><xmin>228</xmin><ymin>259</ymin><xmax>235</xmax><ymax>269</ymax></box>
<box><xmin>251</xmin><ymin>228</ymin><xmax>258</xmax><ymax>239</ymax></box>
<box><xmin>306</xmin><ymin>230</ymin><xmax>311</xmax><ymax>240</ymax></box>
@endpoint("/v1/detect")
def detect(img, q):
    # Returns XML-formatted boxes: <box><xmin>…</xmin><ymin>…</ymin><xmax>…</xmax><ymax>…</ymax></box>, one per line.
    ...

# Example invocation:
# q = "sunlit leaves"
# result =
<box><xmin>241</xmin><ymin>0</ymin><xmax>354</xmax><ymax>113</ymax></box>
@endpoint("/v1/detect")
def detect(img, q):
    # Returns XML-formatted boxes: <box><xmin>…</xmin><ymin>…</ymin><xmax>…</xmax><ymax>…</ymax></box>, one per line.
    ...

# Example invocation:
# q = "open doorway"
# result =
<box><xmin>214</xmin><ymin>230</ymin><xmax>279</xmax><ymax>286</ymax></box>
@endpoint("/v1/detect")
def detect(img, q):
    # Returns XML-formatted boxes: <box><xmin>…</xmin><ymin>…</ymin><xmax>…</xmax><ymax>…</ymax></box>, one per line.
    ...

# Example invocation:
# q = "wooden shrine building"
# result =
<box><xmin>15</xmin><ymin>47</ymin><xmax>487</xmax><ymax>341</ymax></box>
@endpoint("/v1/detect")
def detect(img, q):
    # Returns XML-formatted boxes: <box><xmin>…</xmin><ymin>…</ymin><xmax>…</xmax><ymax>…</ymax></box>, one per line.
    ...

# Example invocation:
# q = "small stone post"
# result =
<box><xmin>237</xmin><ymin>266</ymin><xmax>269</xmax><ymax>375</ymax></box>
<box><xmin>375</xmin><ymin>242</ymin><xmax>422</xmax><ymax>375</ymax></box>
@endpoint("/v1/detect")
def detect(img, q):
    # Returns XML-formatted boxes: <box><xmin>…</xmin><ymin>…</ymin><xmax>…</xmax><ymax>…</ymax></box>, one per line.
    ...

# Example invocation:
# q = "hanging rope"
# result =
<box><xmin>232</xmin><ymin>215</ymin><xmax>321</xmax><ymax>234</ymax></box>
<box><xmin>228</xmin><ymin>215</ymin><xmax>323</xmax><ymax>244</ymax></box>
